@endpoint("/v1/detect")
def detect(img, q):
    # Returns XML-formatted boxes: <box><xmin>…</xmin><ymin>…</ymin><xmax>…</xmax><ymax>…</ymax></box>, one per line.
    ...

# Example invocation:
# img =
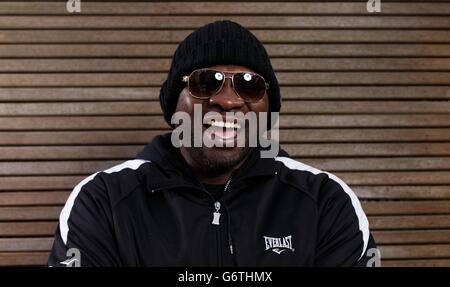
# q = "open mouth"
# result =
<box><xmin>203</xmin><ymin>118</ymin><xmax>242</xmax><ymax>142</ymax></box>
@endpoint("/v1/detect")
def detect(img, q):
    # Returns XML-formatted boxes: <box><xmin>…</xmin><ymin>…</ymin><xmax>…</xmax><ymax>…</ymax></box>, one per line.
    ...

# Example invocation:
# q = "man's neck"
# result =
<box><xmin>178</xmin><ymin>148</ymin><xmax>253</xmax><ymax>185</ymax></box>
<box><xmin>198</xmin><ymin>172</ymin><xmax>232</xmax><ymax>185</ymax></box>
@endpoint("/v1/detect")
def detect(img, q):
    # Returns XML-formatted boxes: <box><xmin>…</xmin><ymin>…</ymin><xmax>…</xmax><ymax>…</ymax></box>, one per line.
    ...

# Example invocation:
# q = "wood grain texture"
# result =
<box><xmin>1</xmin><ymin>2</ymin><xmax>449</xmax><ymax>16</ymax></box>
<box><xmin>0</xmin><ymin>1</ymin><xmax>449</xmax><ymax>267</ymax></box>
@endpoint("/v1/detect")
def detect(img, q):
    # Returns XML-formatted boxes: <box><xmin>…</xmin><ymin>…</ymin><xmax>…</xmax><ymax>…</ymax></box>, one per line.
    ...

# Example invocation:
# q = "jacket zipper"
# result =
<box><xmin>223</xmin><ymin>177</ymin><xmax>235</xmax><ymax>256</ymax></box>
<box><xmin>210</xmin><ymin>175</ymin><xmax>235</xmax><ymax>266</ymax></box>
<box><xmin>211</xmin><ymin>177</ymin><xmax>232</xmax><ymax>225</ymax></box>
<box><xmin>150</xmin><ymin>175</ymin><xmax>237</xmax><ymax>266</ymax></box>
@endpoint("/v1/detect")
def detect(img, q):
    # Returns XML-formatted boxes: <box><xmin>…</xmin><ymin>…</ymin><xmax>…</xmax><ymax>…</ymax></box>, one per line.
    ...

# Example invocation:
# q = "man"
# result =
<box><xmin>48</xmin><ymin>20</ymin><xmax>377</xmax><ymax>267</ymax></box>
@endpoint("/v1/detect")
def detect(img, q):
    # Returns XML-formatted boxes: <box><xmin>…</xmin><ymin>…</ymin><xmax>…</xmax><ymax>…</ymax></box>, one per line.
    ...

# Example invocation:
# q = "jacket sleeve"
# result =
<box><xmin>48</xmin><ymin>173</ymin><xmax>122</xmax><ymax>267</ymax></box>
<box><xmin>314</xmin><ymin>175</ymin><xmax>378</xmax><ymax>267</ymax></box>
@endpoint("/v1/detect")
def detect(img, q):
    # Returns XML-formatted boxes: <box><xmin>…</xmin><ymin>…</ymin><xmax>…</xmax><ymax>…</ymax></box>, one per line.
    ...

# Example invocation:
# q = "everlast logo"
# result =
<box><xmin>264</xmin><ymin>235</ymin><xmax>295</xmax><ymax>254</ymax></box>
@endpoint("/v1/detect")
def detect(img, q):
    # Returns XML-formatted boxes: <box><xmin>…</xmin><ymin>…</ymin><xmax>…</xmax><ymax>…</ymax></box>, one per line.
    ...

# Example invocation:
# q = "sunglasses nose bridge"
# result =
<box><xmin>209</xmin><ymin>76</ymin><xmax>245</xmax><ymax>109</ymax></box>
<box><xmin>223</xmin><ymin>75</ymin><xmax>234</xmax><ymax>89</ymax></box>
<box><xmin>216</xmin><ymin>74</ymin><xmax>235</xmax><ymax>93</ymax></box>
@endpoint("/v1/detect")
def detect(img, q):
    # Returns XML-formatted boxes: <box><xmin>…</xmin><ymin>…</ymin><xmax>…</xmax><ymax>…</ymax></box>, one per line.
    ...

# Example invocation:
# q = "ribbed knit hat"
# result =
<box><xmin>159</xmin><ymin>20</ymin><xmax>281</xmax><ymax>128</ymax></box>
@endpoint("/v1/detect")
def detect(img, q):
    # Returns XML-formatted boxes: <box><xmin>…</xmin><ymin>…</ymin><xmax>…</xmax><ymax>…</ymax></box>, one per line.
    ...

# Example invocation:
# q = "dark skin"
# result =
<box><xmin>175</xmin><ymin>64</ymin><xmax>269</xmax><ymax>184</ymax></box>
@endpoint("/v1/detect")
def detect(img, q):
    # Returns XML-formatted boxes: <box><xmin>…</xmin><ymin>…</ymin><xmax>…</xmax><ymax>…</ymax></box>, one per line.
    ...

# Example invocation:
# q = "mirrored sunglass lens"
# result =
<box><xmin>189</xmin><ymin>70</ymin><xmax>223</xmax><ymax>98</ymax></box>
<box><xmin>234</xmin><ymin>73</ymin><xmax>266</xmax><ymax>101</ymax></box>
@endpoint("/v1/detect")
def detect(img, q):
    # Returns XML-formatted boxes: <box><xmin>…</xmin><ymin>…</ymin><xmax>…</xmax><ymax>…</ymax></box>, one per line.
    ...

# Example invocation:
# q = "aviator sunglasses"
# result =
<box><xmin>182</xmin><ymin>68</ymin><xmax>269</xmax><ymax>103</ymax></box>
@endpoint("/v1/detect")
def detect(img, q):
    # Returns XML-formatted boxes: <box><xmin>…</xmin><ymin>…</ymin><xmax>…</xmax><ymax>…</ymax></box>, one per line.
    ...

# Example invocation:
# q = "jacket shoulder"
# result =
<box><xmin>275</xmin><ymin>156</ymin><xmax>365</xmax><ymax>209</ymax></box>
<box><xmin>58</xmin><ymin>159</ymin><xmax>151</xmax><ymax>244</ymax></box>
<box><xmin>275</xmin><ymin>156</ymin><xmax>330</xmax><ymax>202</ymax></box>
<box><xmin>275</xmin><ymin>156</ymin><xmax>371</xmax><ymax>261</ymax></box>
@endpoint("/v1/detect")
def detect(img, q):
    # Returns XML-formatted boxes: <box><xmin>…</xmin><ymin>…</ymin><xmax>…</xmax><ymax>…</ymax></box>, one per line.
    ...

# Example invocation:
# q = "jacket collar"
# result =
<box><xmin>136</xmin><ymin>132</ymin><xmax>284</xmax><ymax>190</ymax></box>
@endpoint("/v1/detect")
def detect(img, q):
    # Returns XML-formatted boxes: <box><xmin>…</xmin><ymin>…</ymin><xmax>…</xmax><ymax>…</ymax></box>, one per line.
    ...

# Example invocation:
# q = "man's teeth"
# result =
<box><xmin>208</xmin><ymin>120</ymin><xmax>241</xmax><ymax>129</ymax></box>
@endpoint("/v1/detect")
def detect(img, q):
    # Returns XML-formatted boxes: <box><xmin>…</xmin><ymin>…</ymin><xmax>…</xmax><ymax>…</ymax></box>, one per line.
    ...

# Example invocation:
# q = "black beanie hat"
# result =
<box><xmin>159</xmin><ymin>20</ymin><xmax>281</xmax><ymax>128</ymax></box>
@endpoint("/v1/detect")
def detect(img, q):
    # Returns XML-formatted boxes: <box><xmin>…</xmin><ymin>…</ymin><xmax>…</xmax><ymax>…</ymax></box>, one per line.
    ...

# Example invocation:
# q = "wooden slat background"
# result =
<box><xmin>0</xmin><ymin>1</ymin><xmax>449</xmax><ymax>267</ymax></box>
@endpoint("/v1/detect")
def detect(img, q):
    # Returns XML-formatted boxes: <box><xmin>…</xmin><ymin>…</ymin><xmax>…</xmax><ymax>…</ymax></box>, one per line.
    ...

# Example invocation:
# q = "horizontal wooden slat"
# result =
<box><xmin>0</xmin><ymin>130</ymin><xmax>164</xmax><ymax>145</ymax></box>
<box><xmin>0</xmin><ymin>206</ymin><xmax>61</xmax><ymax>221</ymax></box>
<box><xmin>2</xmin><ymin>173</ymin><xmax>450</xmax><ymax>191</ymax></box>
<box><xmin>1</xmin><ymin>101</ymin><xmax>449</xmax><ymax>115</ymax></box>
<box><xmin>7</xmin><ymin>191</ymin><xmax>450</xmax><ymax>212</ymax></box>
<box><xmin>2</xmin><ymin>202</ymin><xmax>449</xmax><ymax>221</ymax></box>
<box><xmin>302</xmin><ymin>157</ymin><xmax>450</xmax><ymax>171</ymax></box>
<box><xmin>0</xmin><ymin>187</ymin><xmax>447</xmax><ymax>202</ymax></box>
<box><xmin>362</xmin><ymin>200</ymin><xmax>450</xmax><ymax>215</ymax></box>
<box><xmin>1</xmin><ymin>176</ymin><xmax>82</xmax><ymax>190</ymax></box>
<box><xmin>2</xmin><ymin>44</ymin><xmax>450</xmax><ymax>58</ymax></box>
<box><xmin>278</xmin><ymin>86</ymin><xmax>450</xmax><ymax>100</ymax></box>
<box><xmin>382</xmin><ymin>259</ymin><xmax>450</xmax><ymax>267</ymax></box>
<box><xmin>287</xmin><ymin>143</ymin><xmax>450</xmax><ymax>157</ymax></box>
<box><xmin>0</xmin><ymin>251</ymin><xmax>48</xmax><ymax>266</ymax></box>
<box><xmin>0</xmin><ymin>73</ymin><xmax>166</xmax><ymax>87</ymax></box>
<box><xmin>0</xmin><ymin>143</ymin><xmax>449</xmax><ymax>160</ymax></box>
<box><xmin>0</xmin><ymin>59</ymin><xmax>169</xmax><ymax>72</ymax></box>
<box><xmin>1</xmin><ymin>3</ymin><xmax>449</xmax><ymax>15</ymax></box>
<box><xmin>354</xmin><ymin>186</ymin><xmax>450</xmax><ymax>200</ymax></box>
<box><xmin>2</xmin><ymin>157</ymin><xmax>450</xmax><ymax>175</ymax></box>
<box><xmin>1</xmin><ymin>235</ymin><xmax>449</xmax><ymax>265</ymax></box>
<box><xmin>0</xmin><ymin>238</ymin><xmax>53</xmax><ymax>252</ymax></box>
<box><xmin>1</xmin><ymin>209</ymin><xmax>450</xmax><ymax>238</ymax></box>
<box><xmin>0</xmin><ymin>116</ymin><xmax>168</xmax><ymax>130</ymax></box>
<box><xmin>0</xmin><ymin>184</ymin><xmax>448</xmax><ymax>201</ymax></box>
<box><xmin>271</xmin><ymin>58</ymin><xmax>450</xmax><ymax>71</ymax></box>
<box><xmin>0</xmin><ymin>214</ymin><xmax>448</xmax><ymax>237</ymax></box>
<box><xmin>379</xmin><ymin>244</ymin><xmax>450</xmax><ymax>259</ymax></box>
<box><xmin>280</xmin><ymin>128</ymin><xmax>450</xmax><ymax>142</ymax></box>
<box><xmin>1</xmin><ymin>115</ymin><xmax>449</xmax><ymax>131</ymax></box>
<box><xmin>1</xmin><ymin>30</ymin><xmax>450</xmax><ymax>44</ymax></box>
<box><xmin>3</xmin><ymin>58</ymin><xmax>450</xmax><ymax>72</ymax></box>
<box><xmin>2</xmin><ymin>16</ymin><xmax>450</xmax><ymax>29</ymax></box>
<box><xmin>336</xmin><ymin>171</ymin><xmax>450</xmax><ymax>185</ymax></box>
<box><xmin>3</xmin><ymin>59</ymin><xmax>173</xmax><ymax>73</ymax></box>
<box><xmin>1</xmin><ymin>129</ymin><xmax>450</xmax><ymax>145</ymax></box>
<box><xmin>294</xmin><ymin>100</ymin><xmax>450</xmax><ymax>114</ymax></box>
<box><xmin>0</xmin><ymin>87</ymin><xmax>158</xmax><ymax>101</ymax></box>
<box><xmin>369</xmin><ymin>215</ymin><xmax>450</xmax><ymax>229</ymax></box>
<box><xmin>0</xmin><ymin>102</ymin><xmax>161</xmax><ymax>115</ymax></box>
<box><xmin>1</xmin><ymin>229</ymin><xmax>450</xmax><ymax>255</ymax></box>
<box><xmin>5</xmin><ymin>185</ymin><xmax>449</xmax><ymax>203</ymax></box>
<box><xmin>0</xmin><ymin>0</ymin><xmax>450</xmax><ymax>15</ymax></box>
<box><xmin>279</xmin><ymin>115</ymin><xmax>450</xmax><ymax>128</ymax></box>
<box><xmin>0</xmin><ymin>145</ymin><xmax>141</xmax><ymax>160</ymax></box>
<box><xmin>0</xmin><ymin>206</ymin><xmax>59</xmax><ymax>221</ymax></box>
<box><xmin>0</xmin><ymin>191</ymin><xmax>69</xmax><ymax>206</ymax></box>
<box><xmin>0</xmin><ymin>160</ymin><xmax>121</xmax><ymax>175</ymax></box>
<box><xmin>1</xmin><ymin>72</ymin><xmax>450</xmax><ymax>86</ymax></box>
<box><xmin>2</xmin><ymin>256</ymin><xmax>450</xmax><ymax>267</ymax></box>
<box><xmin>276</xmin><ymin>43</ymin><xmax>450</xmax><ymax>58</ymax></box>
<box><xmin>0</xmin><ymin>222</ymin><xmax>57</xmax><ymax>236</ymax></box>
<box><xmin>0</xmin><ymin>87</ymin><xmax>448</xmax><ymax>101</ymax></box>
<box><xmin>373</xmin><ymin>230</ymin><xmax>450</xmax><ymax>244</ymax></box>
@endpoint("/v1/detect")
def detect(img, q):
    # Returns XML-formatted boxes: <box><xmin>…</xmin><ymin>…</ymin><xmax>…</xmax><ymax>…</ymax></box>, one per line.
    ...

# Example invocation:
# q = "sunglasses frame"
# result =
<box><xmin>182</xmin><ymin>68</ymin><xmax>269</xmax><ymax>103</ymax></box>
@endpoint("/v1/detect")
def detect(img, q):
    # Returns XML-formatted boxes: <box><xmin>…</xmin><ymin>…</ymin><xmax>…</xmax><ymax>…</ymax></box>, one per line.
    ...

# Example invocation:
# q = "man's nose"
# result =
<box><xmin>208</xmin><ymin>78</ymin><xmax>245</xmax><ymax>110</ymax></box>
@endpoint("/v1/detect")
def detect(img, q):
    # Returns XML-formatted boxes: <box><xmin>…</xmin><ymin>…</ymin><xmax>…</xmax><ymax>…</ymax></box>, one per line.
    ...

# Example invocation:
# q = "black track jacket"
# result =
<box><xmin>48</xmin><ymin>133</ymin><xmax>377</xmax><ymax>267</ymax></box>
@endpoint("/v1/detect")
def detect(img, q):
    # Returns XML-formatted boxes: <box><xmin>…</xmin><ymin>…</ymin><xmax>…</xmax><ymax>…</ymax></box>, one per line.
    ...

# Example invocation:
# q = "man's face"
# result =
<box><xmin>175</xmin><ymin>64</ymin><xmax>269</xmax><ymax>176</ymax></box>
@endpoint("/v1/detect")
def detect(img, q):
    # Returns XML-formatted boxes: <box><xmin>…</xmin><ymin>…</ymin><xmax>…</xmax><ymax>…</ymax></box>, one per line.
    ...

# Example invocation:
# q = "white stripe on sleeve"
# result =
<box><xmin>59</xmin><ymin>159</ymin><xmax>150</xmax><ymax>245</ymax></box>
<box><xmin>275</xmin><ymin>156</ymin><xmax>370</xmax><ymax>259</ymax></box>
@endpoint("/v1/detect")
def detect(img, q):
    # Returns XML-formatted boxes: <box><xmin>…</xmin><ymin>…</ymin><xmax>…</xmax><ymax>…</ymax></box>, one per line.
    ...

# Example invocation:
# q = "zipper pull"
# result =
<box><xmin>212</xmin><ymin>201</ymin><xmax>221</xmax><ymax>225</ymax></box>
<box><xmin>228</xmin><ymin>234</ymin><xmax>234</xmax><ymax>255</ymax></box>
